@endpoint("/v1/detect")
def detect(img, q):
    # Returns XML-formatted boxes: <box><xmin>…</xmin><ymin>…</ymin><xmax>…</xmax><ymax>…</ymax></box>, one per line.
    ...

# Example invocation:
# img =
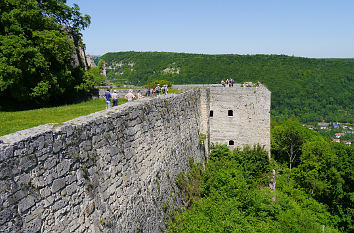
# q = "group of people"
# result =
<box><xmin>104</xmin><ymin>89</ymin><xmax>119</xmax><ymax>109</ymax></box>
<box><xmin>221</xmin><ymin>79</ymin><xmax>234</xmax><ymax>87</ymax></box>
<box><xmin>104</xmin><ymin>89</ymin><xmax>137</xmax><ymax>109</ymax></box>
<box><xmin>145</xmin><ymin>84</ymin><xmax>169</xmax><ymax>97</ymax></box>
<box><xmin>104</xmin><ymin>84</ymin><xmax>169</xmax><ymax>109</ymax></box>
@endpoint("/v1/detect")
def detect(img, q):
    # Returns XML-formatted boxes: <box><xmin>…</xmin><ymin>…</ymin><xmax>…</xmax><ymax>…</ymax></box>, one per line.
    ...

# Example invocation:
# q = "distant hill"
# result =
<box><xmin>101</xmin><ymin>52</ymin><xmax>354</xmax><ymax>124</ymax></box>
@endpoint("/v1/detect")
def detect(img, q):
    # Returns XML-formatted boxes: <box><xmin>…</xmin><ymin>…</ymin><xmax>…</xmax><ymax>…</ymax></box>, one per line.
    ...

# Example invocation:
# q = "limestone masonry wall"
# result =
<box><xmin>0</xmin><ymin>90</ymin><xmax>205</xmax><ymax>233</ymax></box>
<box><xmin>209</xmin><ymin>85</ymin><xmax>271</xmax><ymax>153</ymax></box>
<box><xmin>0</xmin><ymin>85</ymin><xmax>270</xmax><ymax>233</ymax></box>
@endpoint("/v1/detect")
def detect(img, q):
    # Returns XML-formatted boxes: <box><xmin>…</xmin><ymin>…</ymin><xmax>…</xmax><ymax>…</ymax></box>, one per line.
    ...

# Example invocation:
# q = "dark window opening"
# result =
<box><xmin>228</xmin><ymin>110</ymin><xmax>233</xmax><ymax>116</ymax></box>
<box><xmin>229</xmin><ymin>140</ymin><xmax>234</xmax><ymax>145</ymax></box>
<box><xmin>210</xmin><ymin>110</ymin><xmax>214</xmax><ymax>117</ymax></box>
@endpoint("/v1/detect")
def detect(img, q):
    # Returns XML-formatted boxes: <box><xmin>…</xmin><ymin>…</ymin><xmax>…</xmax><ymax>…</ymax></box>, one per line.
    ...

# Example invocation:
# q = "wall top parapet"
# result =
<box><xmin>173</xmin><ymin>83</ymin><xmax>270</xmax><ymax>92</ymax></box>
<box><xmin>0</xmin><ymin>92</ymin><xmax>188</xmax><ymax>146</ymax></box>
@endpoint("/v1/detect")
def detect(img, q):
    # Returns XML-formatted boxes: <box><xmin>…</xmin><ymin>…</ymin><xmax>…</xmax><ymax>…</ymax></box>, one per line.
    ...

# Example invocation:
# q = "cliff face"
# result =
<box><xmin>85</xmin><ymin>55</ymin><xmax>97</xmax><ymax>68</ymax></box>
<box><xmin>62</xmin><ymin>25</ymin><xmax>89</xmax><ymax>71</ymax></box>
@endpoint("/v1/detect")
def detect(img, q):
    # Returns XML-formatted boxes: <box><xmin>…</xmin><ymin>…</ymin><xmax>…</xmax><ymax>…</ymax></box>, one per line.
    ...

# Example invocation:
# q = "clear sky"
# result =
<box><xmin>66</xmin><ymin>0</ymin><xmax>354</xmax><ymax>58</ymax></box>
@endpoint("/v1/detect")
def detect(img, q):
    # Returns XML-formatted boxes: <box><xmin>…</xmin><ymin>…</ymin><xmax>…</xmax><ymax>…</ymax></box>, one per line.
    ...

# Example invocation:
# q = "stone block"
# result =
<box><xmin>52</xmin><ymin>139</ymin><xmax>63</xmax><ymax>153</ymax></box>
<box><xmin>0</xmin><ymin>145</ymin><xmax>13</xmax><ymax>162</ymax></box>
<box><xmin>23</xmin><ymin>218</ymin><xmax>42</xmax><ymax>233</ymax></box>
<box><xmin>44</xmin><ymin>157</ymin><xmax>58</xmax><ymax>170</ymax></box>
<box><xmin>52</xmin><ymin>199</ymin><xmax>67</xmax><ymax>211</ymax></box>
<box><xmin>0</xmin><ymin>208</ymin><xmax>12</xmax><ymax>225</ymax></box>
<box><xmin>39</xmin><ymin>187</ymin><xmax>51</xmax><ymax>199</ymax></box>
<box><xmin>57</xmin><ymin>159</ymin><xmax>72</xmax><ymax>177</ymax></box>
<box><xmin>66</xmin><ymin>183</ymin><xmax>78</xmax><ymax>196</ymax></box>
<box><xmin>8</xmin><ymin>189</ymin><xmax>27</xmax><ymax>205</ymax></box>
<box><xmin>18</xmin><ymin>195</ymin><xmax>36</xmax><ymax>213</ymax></box>
<box><xmin>51</xmin><ymin>178</ymin><xmax>66</xmax><ymax>193</ymax></box>
<box><xmin>19</xmin><ymin>154</ymin><xmax>37</xmax><ymax>172</ymax></box>
<box><xmin>80</xmin><ymin>140</ymin><xmax>92</xmax><ymax>152</ymax></box>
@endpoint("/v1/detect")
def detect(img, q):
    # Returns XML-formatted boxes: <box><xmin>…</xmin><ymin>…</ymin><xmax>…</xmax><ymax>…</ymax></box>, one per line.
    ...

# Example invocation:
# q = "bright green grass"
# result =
<box><xmin>167</xmin><ymin>88</ymin><xmax>183</xmax><ymax>94</ymax></box>
<box><xmin>0</xmin><ymin>98</ymin><xmax>127</xmax><ymax>136</ymax></box>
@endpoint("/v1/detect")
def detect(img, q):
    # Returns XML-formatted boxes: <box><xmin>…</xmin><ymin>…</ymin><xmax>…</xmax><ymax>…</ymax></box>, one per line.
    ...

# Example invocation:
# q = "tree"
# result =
<box><xmin>0</xmin><ymin>0</ymin><xmax>90</xmax><ymax>107</ymax></box>
<box><xmin>293</xmin><ymin>139</ymin><xmax>340</xmax><ymax>196</ymax></box>
<box><xmin>271</xmin><ymin>120</ymin><xmax>312</xmax><ymax>170</ymax></box>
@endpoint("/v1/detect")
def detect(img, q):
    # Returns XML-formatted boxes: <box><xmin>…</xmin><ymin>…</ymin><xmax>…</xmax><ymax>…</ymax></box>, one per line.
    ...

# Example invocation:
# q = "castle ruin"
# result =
<box><xmin>0</xmin><ymin>84</ymin><xmax>270</xmax><ymax>232</ymax></box>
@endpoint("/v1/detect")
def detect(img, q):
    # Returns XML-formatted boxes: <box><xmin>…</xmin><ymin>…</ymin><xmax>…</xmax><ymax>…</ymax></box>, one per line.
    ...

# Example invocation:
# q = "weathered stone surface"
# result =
<box><xmin>19</xmin><ymin>154</ymin><xmax>37</xmax><ymax>172</ymax></box>
<box><xmin>23</xmin><ymin>218</ymin><xmax>42</xmax><ymax>233</ymax></box>
<box><xmin>52</xmin><ymin>140</ymin><xmax>63</xmax><ymax>153</ymax></box>
<box><xmin>56</xmin><ymin>159</ymin><xmax>72</xmax><ymax>177</ymax></box>
<box><xmin>51</xmin><ymin>178</ymin><xmax>66</xmax><ymax>193</ymax></box>
<box><xmin>0</xmin><ymin>86</ymin><xmax>270</xmax><ymax>233</ymax></box>
<box><xmin>0</xmin><ymin>209</ymin><xmax>12</xmax><ymax>225</ymax></box>
<box><xmin>18</xmin><ymin>195</ymin><xmax>36</xmax><ymax>213</ymax></box>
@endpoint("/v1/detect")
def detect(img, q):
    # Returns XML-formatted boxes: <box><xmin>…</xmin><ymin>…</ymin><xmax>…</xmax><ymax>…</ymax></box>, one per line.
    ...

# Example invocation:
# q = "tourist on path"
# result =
<box><xmin>137</xmin><ymin>90</ymin><xmax>143</xmax><ymax>99</ymax></box>
<box><xmin>104</xmin><ymin>89</ymin><xmax>111</xmax><ymax>109</ymax></box>
<box><xmin>125</xmin><ymin>89</ymin><xmax>136</xmax><ymax>102</ymax></box>
<box><xmin>112</xmin><ymin>90</ymin><xmax>118</xmax><ymax>107</ymax></box>
<box><xmin>155</xmin><ymin>84</ymin><xmax>161</xmax><ymax>96</ymax></box>
<box><xmin>221</xmin><ymin>80</ymin><xmax>225</xmax><ymax>87</ymax></box>
<box><xmin>146</xmin><ymin>88</ymin><xmax>151</xmax><ymax>97</ymax></box>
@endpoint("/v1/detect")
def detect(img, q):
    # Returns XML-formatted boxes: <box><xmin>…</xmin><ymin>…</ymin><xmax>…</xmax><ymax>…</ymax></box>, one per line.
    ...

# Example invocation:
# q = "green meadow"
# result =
<box><xmin>0</xmin><ymin>98</ymin><xmax>127</xmax><ymax>136</ymax></box>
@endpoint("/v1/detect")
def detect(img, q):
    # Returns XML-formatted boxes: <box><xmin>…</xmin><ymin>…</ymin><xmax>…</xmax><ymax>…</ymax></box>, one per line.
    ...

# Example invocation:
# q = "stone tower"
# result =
<box><xmin>206</xmin><ymin>83</ymin><xmax>271</xmax><ymax>154</ymax></box>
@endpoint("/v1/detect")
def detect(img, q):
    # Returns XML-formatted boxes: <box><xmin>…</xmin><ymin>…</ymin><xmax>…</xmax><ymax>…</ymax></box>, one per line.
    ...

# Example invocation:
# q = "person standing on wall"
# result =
<box><xmin>105</xmin><ymin>89</ymin><xmax>111</xmax><ymax>109</ymax></box>
<box><xmin>112</xmin><ymin>90</ymin><xmax>118</xmax><ymax>107</ymax></box>
<box><xmin>125</xmin><ymin>89</ymin><xmax>136</xmax><ymax>102</ymax></box>
<box><xmin>137</xmin><ymin>90</ymin><xmax>143</xmax><ymax>99</ymax></box>
<box><xmin>155</xmin><ymin>84</ymin><xmax>161</xmax><ymax>96</ymax></box>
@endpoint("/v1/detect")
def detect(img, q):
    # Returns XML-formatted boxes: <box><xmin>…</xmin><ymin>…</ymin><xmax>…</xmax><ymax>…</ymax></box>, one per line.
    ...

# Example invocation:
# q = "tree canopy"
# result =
<box><xmin>167</xmin><ymin>121</ymin><xmax>353</xmax><ymax>232</ymax></box>
<box><xmin>0</xmin><ymin>0</ymin><xmax>91</xmax><ymax>107</ymax></box>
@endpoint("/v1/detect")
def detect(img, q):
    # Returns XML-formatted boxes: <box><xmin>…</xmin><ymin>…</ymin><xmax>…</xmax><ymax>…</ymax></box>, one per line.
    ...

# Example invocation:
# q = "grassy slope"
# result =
<box><xmin>0</xmin><ymin>98</ymin><xmax>127</xmax><ymax>136</ymax></box>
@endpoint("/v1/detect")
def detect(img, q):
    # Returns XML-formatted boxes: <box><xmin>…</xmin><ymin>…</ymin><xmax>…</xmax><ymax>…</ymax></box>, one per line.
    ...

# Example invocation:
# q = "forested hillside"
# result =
<box><xmin>101</xmin><ymin>52</ymin><xmax>354</xmax><ymax>124</ymax></box>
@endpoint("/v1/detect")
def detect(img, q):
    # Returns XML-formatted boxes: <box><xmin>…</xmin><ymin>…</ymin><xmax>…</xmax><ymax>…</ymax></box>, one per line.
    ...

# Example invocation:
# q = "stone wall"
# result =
<box><xmin>0</xmin><ymin>90</ymin><xmax>206</xmax><ymax>233</ymax></box>
<box><xmin>97</xmin><ymin>89</ymin><xmax>149</xmax><ymax>99</ymax></box>
<box><xmin>0</xmin><ymin>84</ymin><xmax>271</xmax><ymax>232</ymax></box>
<box><xmin>174</xmin><ymin>84</ymin><xmax>271</xmax><ymax>155</ymax></box>
<box><xmin>208</xmin><ymin>85</ymin><xmax>271</xmax><ymax>154</ymax></box>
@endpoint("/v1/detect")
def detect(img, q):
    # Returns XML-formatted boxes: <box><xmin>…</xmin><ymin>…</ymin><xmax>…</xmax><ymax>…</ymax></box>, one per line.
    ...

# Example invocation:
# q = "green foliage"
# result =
<box><xmin>175</xmin><ymin>159</ymin><xmax>204</xmax><ymax>208</ymax></box>
<box><xmin>198</xmin><ymin>133</ymin><xmax>206</xmax><ymax>145</ymax></box>
<box><xmin>97</xmin><ymin>59</ymin><xmax>105</xmax><ymax>71</ymax></box>
<box><xmin>168</xmin><ymin>145</ymin><xmax>340</xmax><ymax>233</ymax></box>
<box><xmin>271</xmin><ymin>119</ymin><xmax>314</xmax><ymax>169</ymax></box>
<box><xmin>82</xmin><ymin>67</ymin><xmax>107</xmax><ymax>87</ymax></box>
<box><xmin>101</xmin><ymin>52</ymin><xmax>354</xmax><ymax>124</ymax></box>
<box><xmin>272</xmin><ymin>120</ymin><xmax>354</xmax><ymax>231</ymax></box>
<box><xmin>144</xmin><ymin>79</ymin><xmax>173</xmax><ymax>89</ymax></box>
<box><xmin>0</xmin><ymin>0</ymin><xmax>91</xmax><ymax>107</ymax></box>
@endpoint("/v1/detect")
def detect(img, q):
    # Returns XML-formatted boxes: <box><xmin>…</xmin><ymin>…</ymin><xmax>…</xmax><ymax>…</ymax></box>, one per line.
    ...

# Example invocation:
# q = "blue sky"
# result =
<box><xmin>66</xmin><ymin>0</ymin><xmax>354</xmax><ymax>58</ymax></box>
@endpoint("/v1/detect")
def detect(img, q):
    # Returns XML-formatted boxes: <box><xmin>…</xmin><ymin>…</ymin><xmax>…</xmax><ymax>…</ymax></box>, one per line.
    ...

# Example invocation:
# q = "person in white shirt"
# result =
<box><xmin>112</xmin><ymin>90</ymin><xmax>118</xmax><ymax>106</ymax></box>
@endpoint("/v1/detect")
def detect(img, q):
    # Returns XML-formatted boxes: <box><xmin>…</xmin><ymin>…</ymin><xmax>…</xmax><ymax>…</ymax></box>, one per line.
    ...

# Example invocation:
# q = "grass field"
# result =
<box><xmin>0</xmin><ymin>98</ymin><xmax>127</xmax><ymax>136</ymax></box>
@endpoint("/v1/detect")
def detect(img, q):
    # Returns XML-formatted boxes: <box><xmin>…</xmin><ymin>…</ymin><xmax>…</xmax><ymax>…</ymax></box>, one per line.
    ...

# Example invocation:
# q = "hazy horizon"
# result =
<box><xmin>67</xmin><ymin>0</ymin><xmax>354</xmax><ymax>58</ymax></box>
